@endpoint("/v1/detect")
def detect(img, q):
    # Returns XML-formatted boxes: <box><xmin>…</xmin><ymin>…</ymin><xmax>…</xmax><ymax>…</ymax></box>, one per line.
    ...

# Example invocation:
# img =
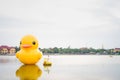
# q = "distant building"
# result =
<box><xmin>0</xmin><ymin>45</ymin><xmax>16</xmax><ymax>55</ymax></box>
<box><xmin>9</xmin><ymin>47</ymin><xmax>16</xmax><ymax>55</ymax></box>
<box><xmin>0</xmin><ymin>45</ymin><xmax>9</xmax><ymax>55</ymax></box>
<box><xmin>113</xmin><ymin>48</ymin><xmax>120</xmax><ymax>53</ymax></box>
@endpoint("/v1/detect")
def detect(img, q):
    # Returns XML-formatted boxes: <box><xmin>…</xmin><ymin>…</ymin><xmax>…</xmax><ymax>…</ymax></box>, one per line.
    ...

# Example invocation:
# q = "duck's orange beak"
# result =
<box><xmin>22</xmin><ymin>44</ymin><xmax>31</xmax><ymax>48</ymax></box>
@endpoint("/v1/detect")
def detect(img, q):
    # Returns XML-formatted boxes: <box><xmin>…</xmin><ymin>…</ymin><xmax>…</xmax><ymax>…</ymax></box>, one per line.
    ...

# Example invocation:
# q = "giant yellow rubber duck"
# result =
<box><xmin>16</xmin><ymin>65</ymin><xmax>42</xmax><ymax>80</ymax></box>
<box><xmin>16</xmin><ymin>35</ymin><xmax>42</xmax><ymax>64</ymax></box>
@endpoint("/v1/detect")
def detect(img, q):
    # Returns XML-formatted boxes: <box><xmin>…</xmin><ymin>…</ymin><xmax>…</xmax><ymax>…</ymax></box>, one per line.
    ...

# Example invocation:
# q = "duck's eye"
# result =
<box><xmin>32</xmin><ymin>41</ymin><xmax>36</xmax><ymax>45</ymax></box>
<box><xmin>20</xmin><ymin>41</ymin><xmax>22</xmax><ymax>44</ymax></box>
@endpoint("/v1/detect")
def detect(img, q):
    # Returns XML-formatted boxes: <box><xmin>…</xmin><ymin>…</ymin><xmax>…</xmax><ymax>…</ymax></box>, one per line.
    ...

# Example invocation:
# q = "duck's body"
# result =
<box><xmin>16</xmin><ymin>49</ymin><xmax>42</xmax><ymax>64</ymax></box>
<box><xmin>16</xmin><ymin>35</ymin><xmax>42</xmax><ymax>64</ymax></box>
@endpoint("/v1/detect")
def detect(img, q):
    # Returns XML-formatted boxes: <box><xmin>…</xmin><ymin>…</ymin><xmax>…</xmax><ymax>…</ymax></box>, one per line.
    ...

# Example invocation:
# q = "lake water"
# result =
<box><xmin>0</xmin><ymin>55</ymin><xmax>120</xmax><ymax>80</ymax></box>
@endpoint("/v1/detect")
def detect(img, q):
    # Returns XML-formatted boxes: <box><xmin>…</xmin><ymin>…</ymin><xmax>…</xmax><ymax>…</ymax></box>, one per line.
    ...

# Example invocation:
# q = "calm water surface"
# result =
<box><xmin>0</xmin><ymin>55</ymin><xmax>120</xmax><ymax>80</ymax></box>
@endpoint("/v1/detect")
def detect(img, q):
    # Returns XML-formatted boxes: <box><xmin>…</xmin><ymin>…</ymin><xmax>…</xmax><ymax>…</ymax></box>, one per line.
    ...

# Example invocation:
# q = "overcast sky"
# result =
<box><xmin>0</xmin><ymin>0</ymin><xmax>120</xmax><ymax>49</ymax></box>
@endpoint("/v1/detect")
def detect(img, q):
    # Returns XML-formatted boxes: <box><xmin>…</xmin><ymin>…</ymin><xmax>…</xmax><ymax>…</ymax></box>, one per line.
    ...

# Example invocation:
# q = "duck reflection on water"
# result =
<box><xmin>16</xmin><ymin>65</ymin><xmax>42</xmax><ymax>80</ymax></box>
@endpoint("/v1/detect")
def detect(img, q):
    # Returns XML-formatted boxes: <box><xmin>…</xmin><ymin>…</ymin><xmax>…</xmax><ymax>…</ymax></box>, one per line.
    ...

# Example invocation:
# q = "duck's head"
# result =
<box><xmin>20</xmin><ymin>35</ymin><xmax>39</xmax><ymax>50</ymax></box>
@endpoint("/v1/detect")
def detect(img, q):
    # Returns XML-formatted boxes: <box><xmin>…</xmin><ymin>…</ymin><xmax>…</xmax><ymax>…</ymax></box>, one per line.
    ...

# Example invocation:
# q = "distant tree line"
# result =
<box><xmin>39</xmin><ymin>47</ymin><xmax>120</xmax><ymax>55</ymax></box>
<box><xmin>14</xmin><ymin>46</ymin><xmax>120</xmax><ymax>55</ymax></box>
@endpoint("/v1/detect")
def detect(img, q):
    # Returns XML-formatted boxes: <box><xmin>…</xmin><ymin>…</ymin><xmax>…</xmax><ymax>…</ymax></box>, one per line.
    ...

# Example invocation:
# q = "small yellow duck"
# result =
<box><xmin>16</xmin><ymin>35</ymin><xmax>42</xmax><ymax>64</ymax></box>
<box><xmin>16</xmin><ymin>65</ymin><xmax>42</xmax><ymax>80</ymax></box>
<box><xmin>43</xmin><ymin>55</ymin><xmax>52</xmax><ymax>66</ymax></box>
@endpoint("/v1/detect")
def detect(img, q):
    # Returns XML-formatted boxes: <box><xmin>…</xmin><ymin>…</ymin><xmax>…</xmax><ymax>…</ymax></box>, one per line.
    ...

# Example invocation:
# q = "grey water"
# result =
<box><xmin>0</xmin><ymin>55</ymin><xmax>120</xmax><ymax>80</ymax></box>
